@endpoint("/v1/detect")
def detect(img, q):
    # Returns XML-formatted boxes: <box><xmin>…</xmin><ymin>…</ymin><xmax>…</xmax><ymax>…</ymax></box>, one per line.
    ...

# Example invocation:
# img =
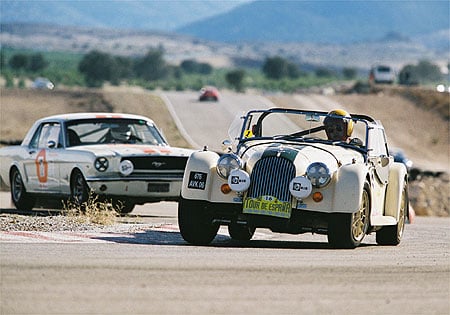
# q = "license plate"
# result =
<box><xmin>243</xmin><ymin>196</ymin><xmax>292</xmax><ymax>219</ymax></box>
<box><xmin>148</xmin><ymin>183</ymin><xmax>169</xmax><ymax>192</ymax></box>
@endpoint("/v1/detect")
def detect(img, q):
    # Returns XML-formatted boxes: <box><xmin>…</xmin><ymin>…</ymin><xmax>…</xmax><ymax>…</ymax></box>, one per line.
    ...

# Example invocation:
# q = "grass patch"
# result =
<box><xmin>63</xmin><ymin>191</ymin><xmax>118</xmax><ymax>225</ymax></box>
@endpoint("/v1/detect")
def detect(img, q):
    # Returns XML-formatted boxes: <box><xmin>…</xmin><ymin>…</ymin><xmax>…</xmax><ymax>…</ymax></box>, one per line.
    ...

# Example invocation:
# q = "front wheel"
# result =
<box><xmin>376</xmin><ymin>184</ymin><xmax>408</xmax><ymax>245</ymax></box>
<box><xmin>10</xmin><ymin>167</ymin><xmax>35</xmax><ymax>211</ymax></box>
<box><xmin>178</xmin><ymin>198</ymin><xmax>219</xmax><ymax>245</ymax></box>
<box><xmin>112</xmin><ymin>199</ymin><xmax>135</xmax><ymax>216</ymax></box>
<box><xmin>70</xmin><ymin>169</ymin><xmax>89</xmax><ymax>206</ymax></box>
<box><xmin>328</xmin><ymin>182</ymin><xmax>370</xmax><ymax>249</ymax></box>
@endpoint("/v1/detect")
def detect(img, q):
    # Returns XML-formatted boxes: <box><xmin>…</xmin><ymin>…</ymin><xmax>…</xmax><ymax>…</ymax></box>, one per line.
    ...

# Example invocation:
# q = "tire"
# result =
<box><xmin>10</xmin><ymin>167</ymin><xmax>35</xmax><ymax>211</ymax></box>
<box><xmin>112</xmin><ymin>199</ymin><xmax>135</xmax><ymax>216</ymax></box>
<box><xmin>328</xmin><ymin>182</ymin><xmax>370</xmax><ymax>249</ymax></box>
<box><xmin>178</xmin><ymin>197</ymin><xmax>219</xmax><ymax>245</ymax></box>
<box><xmin>228</xmin><ymin>223</ymin><xmax>255</xmax><ymax>241</ymax></box>
<box><xmin>376</xmin><ymin>184</ymin><xmax>408</xmax><ymax>245</ymax></box>
<box><xmin>70</xmin><ymin>169</ymin><xmax>89</xmax><ymax>206</ymax></box>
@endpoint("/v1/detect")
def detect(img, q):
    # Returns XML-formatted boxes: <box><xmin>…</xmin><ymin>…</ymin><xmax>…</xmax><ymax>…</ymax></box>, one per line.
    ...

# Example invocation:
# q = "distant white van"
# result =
<box><xmin>369</xmin><ymin>65</ymin><xmax>396</xmax><ymax>84</ymax></box>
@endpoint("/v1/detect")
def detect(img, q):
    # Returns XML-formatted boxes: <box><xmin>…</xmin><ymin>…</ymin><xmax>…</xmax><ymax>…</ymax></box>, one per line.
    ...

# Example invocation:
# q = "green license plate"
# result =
<box><xmin>243</xmin><ymin>196</ymin><xmax>292</xmax><ymax>219</ymax></box>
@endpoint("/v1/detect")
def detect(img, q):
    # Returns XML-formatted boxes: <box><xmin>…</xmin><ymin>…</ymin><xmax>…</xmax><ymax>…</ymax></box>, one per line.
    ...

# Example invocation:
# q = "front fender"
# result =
<box><xmin>384</xmin><ymin>162</ymin><xmax>408</xmax><ymax>219</ymax></box>
<box><xmin>332</xmin><ymin>163</ymin><xmax>368</xmax><ymax>213</ymax></box>
<box><xmin>181</xmin><ymin>150</ymin><xmax>220</xmax><ymax>200</ymax></box>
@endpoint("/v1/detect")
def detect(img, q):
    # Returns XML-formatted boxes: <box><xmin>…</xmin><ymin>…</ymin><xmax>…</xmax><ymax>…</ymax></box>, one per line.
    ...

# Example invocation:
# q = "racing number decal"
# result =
<box><xmin>244</xmin><ymin>129</ymin><xmax>254</xmax><ymax>138</ymax></box>
<box><xmin>35</xmin><ymin>149</ymin><xmax>48</xmax><ymax>183</ymax></box>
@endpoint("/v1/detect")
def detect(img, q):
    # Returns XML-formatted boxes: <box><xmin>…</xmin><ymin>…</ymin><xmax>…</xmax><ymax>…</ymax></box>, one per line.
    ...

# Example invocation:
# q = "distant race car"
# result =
<box><xmin>369</xmin><ymin>65</ymin><xmax>396</xmax><ymax>84</ymax></box>
<box><xmin>178</xmin><ymin>108</ymin><xmax>408</xmax><ymax>248</ymax></box>
<box><xmin>199</xmin><ymin>86</ymin><xmax>219</xmax><ymax>101</ymax></box>
<box><xmin>32</xmin><ymin>77</ymin><xmax>54</xmax><ymax>90</ymax></box>
<box><xmin>0</xmin><ymin>113</ymin><xmax>194</xmax><ymax>214</ymax></box>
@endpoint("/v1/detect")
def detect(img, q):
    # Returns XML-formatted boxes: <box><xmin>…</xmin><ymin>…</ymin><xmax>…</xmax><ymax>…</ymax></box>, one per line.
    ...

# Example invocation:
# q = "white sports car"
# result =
<box><xmin>0</xmin><ymin>113</ymin><xmax>193</xmax><ymax>214</ymax></box>
<box><xmin>179</xmin><ymin>108</ymin><xmax>408</xmax><ymax>248</ymax></box>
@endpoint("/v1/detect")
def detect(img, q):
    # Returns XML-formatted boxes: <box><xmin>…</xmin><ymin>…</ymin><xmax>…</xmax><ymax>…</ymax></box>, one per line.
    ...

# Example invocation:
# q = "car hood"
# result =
<box><xmin>242</xmin><ymin>142</ymin><xmax>364</xmax><ymax>175</ymax></box>
<box><xmin>68</xmin><ymin>144</ymin><xmax>194</xmax><ymax>157</ymax></box>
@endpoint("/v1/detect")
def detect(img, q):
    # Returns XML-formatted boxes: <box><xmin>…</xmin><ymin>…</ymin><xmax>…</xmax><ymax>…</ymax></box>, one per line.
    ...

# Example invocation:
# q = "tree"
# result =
<box><xmin>9</xmin><ymin>54</ymin><xmax>28</xmax><ymax>71</ymax></box>
<box><xmin>263</xmin><ymin>56</ymin><xmax>288</xmax><ymax>80</ymax></box>
<box><xmin>398</xmin><ymin>60</ymin><xmax>442</xmax><ymax>85</ymax></box>
<box><xmin>180</xmin><ymin>59</ymin><xmax>213</xmax><ymax>75</ymax></box>
<box><xmin>78</xmin><ymin>50</ymin><xmax>114</xmax><ymax>87</ymax></box>
<box><xmin>226</xmin><ymin>69</ymin><xmax>246</xmax><ymax>92</ymax></box>
<box><xmin>134</xmin><ymin>49</ymin><xmax>169</xmax><ymax>81</ymax></box>
<box><xmin>315</xmin><ymin>67</ymin><xmax>335</xmax><ymax>78</ymax></box>
<box><xmin>343</xmin><ymin>67</ymin><xmax>357</xmax><ymax>79</ymax></box>
<box><xmin>262</xmin><ymin>56</ymin><xmax>300</xmax><ymax>80</ymax></box>
<box><xmin>110</xmin><ymin>56</ymin><xmax>132</xmax><ymax>85</ymax></box>
<box><xmin>28</xmin><ymin>53</ymin><xmax>49</xmax><ymax>72</ymax></box>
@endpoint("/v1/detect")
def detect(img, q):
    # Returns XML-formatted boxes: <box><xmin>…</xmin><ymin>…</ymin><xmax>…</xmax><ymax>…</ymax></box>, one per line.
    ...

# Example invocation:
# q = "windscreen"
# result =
<box><xmin>66</xmin><ymin>118</ymin><xmax>167</xmax><ymax>146</ymax></box>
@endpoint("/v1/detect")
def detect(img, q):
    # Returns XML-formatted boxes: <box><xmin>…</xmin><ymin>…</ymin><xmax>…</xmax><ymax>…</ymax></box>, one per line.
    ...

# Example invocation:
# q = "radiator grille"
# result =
<box><xmin>247</xmin><ymin>156</ymin><xmax>296</xmax><ymax>202</ymax></box>
<box><xmin>121</xmin><ymin>156</ymin><xmax>188</xmax><ymax>171</ymax></box>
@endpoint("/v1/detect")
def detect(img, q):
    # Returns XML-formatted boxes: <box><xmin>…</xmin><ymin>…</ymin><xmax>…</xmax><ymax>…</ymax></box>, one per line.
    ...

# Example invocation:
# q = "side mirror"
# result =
<box><xmin>221</xmin><ymin>140</ymin><xmax>232</xmax><ymax>153</ymax></box>
<box><xmin>380</xmin><ymin>155</ymin><xmax>390</xmax><ymax>167</ymax></box>
<box><xmin>47</xmin><ymin>140</ymin><xmax>57</xmax><ymax>149</ymax></box>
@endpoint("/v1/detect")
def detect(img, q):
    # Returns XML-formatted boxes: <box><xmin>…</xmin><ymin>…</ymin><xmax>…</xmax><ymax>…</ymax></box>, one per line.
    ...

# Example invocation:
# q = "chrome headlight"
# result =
<box><xmin>306</xmin><ymin>162</ymin><xmax>331</xmax><ymax>188</ymax></box>
<box><xmin>216</xmin><ymin>154</ymin><xmax>243</xmax><ymax>179</ymax></box>
<box><xmin>94</xmin><ymin>157</ymin><xmax>109</xmax><ymax>172</ymax></box>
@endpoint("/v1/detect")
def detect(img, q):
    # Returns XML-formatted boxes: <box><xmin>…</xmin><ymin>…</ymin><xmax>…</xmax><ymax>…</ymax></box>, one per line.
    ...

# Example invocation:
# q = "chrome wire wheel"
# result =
<box><xmin>352</xmin><ymin>189</ymin><xmax>369</xmax><ymax>242</ymax></box>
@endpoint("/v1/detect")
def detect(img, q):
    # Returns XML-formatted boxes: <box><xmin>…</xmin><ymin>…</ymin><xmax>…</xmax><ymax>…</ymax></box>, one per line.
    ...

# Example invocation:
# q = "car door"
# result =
<box><xmin>367</xmin><ymin>125</ymin><xmax>391</xmax><ymax>216</ymax></box>
<box><xmin>24</xmin><ymin>122</ymin><xmax>62</xmax><ymax>193</ymax></box>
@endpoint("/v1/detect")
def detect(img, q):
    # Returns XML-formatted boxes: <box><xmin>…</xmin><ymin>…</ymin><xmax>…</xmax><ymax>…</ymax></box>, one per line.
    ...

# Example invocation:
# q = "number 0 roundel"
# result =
<box><xmin>35</xmin><ymin>149</ymin><xmax>48</xmax><ymax>183</ymax></box>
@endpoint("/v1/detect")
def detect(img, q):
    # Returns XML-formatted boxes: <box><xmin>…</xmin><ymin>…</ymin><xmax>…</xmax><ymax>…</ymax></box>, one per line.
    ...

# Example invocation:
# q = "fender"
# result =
<box><xmin>332</xmin><ymin>163</ymin><xmax>368</xmax><ymax>213</ymax></box>
<box><xmin>384</xmin><ymin>162</ymin><xmax>407</xmax><ymax>219</ymax></box>
<box><xmin>181</xmin><ymin>150</ymin><xmax>220</xmax><ymax>200</ymax></box>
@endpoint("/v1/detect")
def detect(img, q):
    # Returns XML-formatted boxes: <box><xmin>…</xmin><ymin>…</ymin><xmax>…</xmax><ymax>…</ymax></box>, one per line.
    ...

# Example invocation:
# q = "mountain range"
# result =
<box><xmin>1</xmin><ymin>0</ymin><xmax>448</xmax><ymax>45</ymax></box>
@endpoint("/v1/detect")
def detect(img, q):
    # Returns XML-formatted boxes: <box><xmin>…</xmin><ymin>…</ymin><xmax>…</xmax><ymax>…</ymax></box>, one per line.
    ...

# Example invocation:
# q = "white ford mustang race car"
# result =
<box><xmin>179</xmin><ymin>108</ymin><xmax>408</xmax><ymax>248</ymax></box>
<box><xmin>0</xmin><ymin>113</ymin><xmax>193</xmax><ymax>214</ymax></box>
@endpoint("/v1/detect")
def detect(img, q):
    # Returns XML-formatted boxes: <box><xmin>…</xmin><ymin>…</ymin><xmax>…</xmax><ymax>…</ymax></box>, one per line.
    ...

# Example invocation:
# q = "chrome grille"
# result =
<box><xmin>247</xmin><ymin>156</ymin><xmax>296</xmax><ymax>202</ymax></box>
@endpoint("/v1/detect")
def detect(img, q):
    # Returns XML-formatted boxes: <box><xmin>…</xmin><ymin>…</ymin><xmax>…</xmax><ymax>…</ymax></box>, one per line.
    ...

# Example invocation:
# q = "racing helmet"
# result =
<box><xmin>110</xmin><ymin>124</ymin><xmax>132</xmax><ymax>141</ymax></box>
<box><xmin>323</xmin><ymin>109</ymin><xmax>354</xmax><ymax>138</ymax></box>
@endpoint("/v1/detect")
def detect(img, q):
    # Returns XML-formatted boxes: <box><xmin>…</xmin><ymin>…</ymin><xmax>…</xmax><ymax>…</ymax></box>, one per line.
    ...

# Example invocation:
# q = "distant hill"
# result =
<box><xmin>0</xmin><ymin>0</ymin><xmax>248</xmax><ymax>31</ymax></box>
<box><xmin>177</xmin><ymin>1</ymin><xmax>449</xmax><ymax>44</ymax></box>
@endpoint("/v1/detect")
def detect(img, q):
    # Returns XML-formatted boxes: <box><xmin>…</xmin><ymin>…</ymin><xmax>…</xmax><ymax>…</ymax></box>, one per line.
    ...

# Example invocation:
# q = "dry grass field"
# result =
<box><xmin>0</xmin><ymin>86</ymin><xmax>190</xmax><ymax>148</ymax></box>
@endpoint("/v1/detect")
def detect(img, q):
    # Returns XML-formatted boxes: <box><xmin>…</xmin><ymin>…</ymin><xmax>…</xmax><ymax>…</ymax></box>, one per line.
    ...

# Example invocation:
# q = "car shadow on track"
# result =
<box><xmin>92</xmin><ymin>229</ymin><xmax>373</xmax><ymax>250</ymax></box>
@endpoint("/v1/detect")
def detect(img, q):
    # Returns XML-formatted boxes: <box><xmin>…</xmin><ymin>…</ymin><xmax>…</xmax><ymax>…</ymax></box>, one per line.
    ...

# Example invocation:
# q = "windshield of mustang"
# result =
<box><xmin>65</xmin><ymin>118</ymin><xmax>167</xmax><ymax>146</ymax></box>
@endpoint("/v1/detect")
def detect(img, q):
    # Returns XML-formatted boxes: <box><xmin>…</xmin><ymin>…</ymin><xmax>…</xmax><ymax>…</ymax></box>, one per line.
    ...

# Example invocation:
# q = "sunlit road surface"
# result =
<box><xmin>1</xmin><ymin>192</ymin><xmax>449</xmax><ymax>315</ymax></box>
<box><xmin>161</xmin><ymin>90</ymin><xmax>277</xmax><ymax>151</ymax></box>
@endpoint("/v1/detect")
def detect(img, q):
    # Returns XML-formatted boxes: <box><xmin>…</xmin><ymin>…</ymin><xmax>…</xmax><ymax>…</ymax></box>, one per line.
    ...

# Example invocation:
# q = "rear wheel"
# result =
<box><xmin>10</xmin><ymin>167</ymin><xmax>35</xmax><ymax>211</ymax></box>
<box><xmin>328</xmin><ymin>182</ymin><xmax>370</xmax><ymax>249</ymax></box>
<box><xmin>228</xmin><ymin>223</ymin><xmax>255</xmax><ymax>241</ymax></box>
<box><xmin>178</xmin><ymin>197</ymin><xmax>219</xmax><ymax>245</ymax></box>
<box><xmin>376</xmin><ymin>184</ymin><xmax>408</xmax><ymax>245</ymax></box>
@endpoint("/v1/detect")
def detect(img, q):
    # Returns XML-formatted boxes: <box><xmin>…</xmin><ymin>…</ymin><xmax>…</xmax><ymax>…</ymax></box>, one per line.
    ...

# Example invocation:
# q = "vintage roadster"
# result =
<box><xmin>179</xmin><ymin>108</ymin><xmax>408</xmax><ymax>248</ymax></box>
<box><xmin>0</xmin><ymin>113</ymin><xmax>193</xmax><ymax>214</ymax></box>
